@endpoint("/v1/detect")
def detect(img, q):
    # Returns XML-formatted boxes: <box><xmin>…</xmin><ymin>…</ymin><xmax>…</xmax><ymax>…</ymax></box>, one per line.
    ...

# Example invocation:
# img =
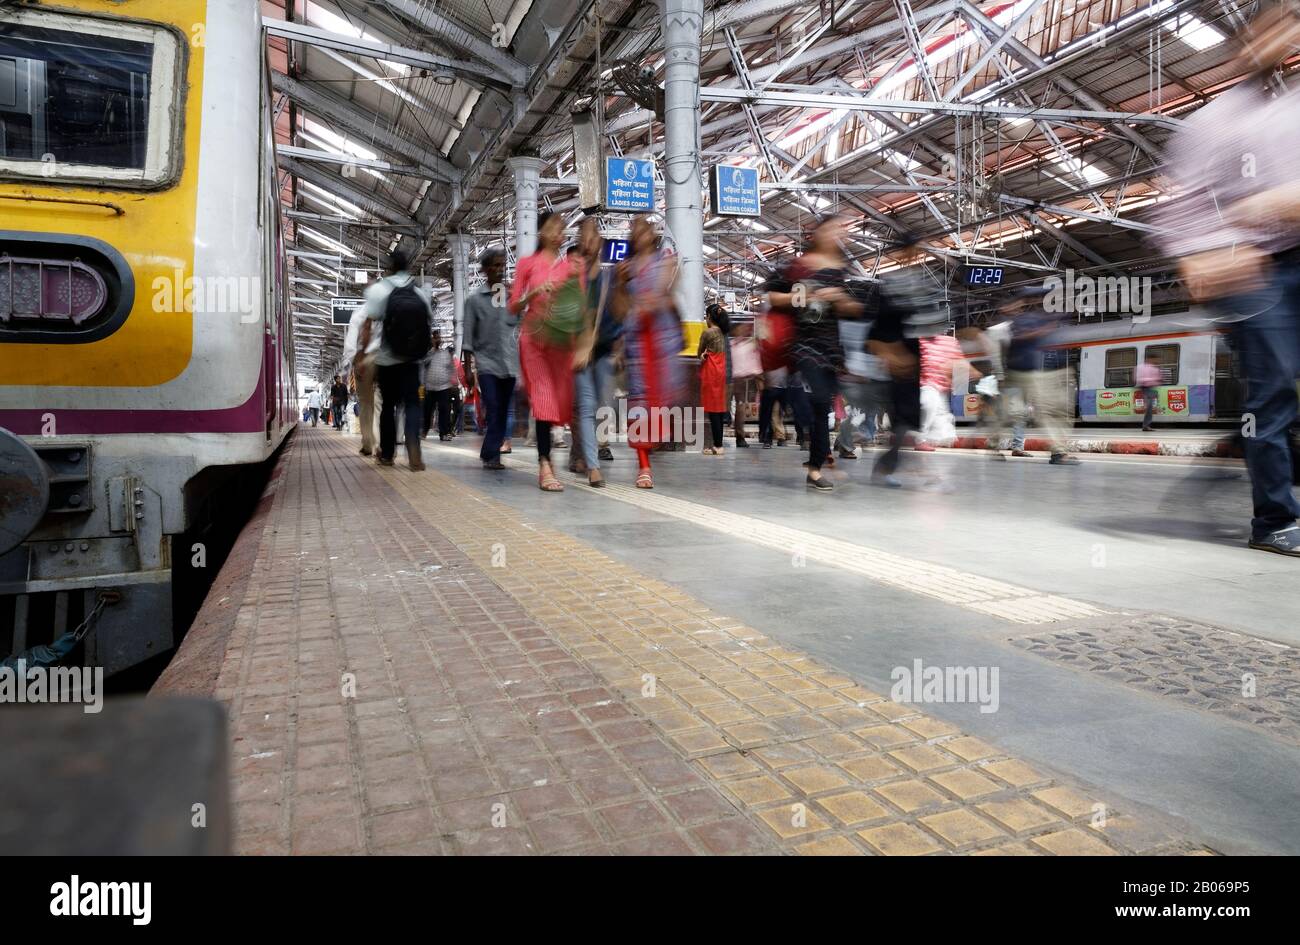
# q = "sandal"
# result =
<box><xmin>588</xmin><ymin>471</ymin><xmax>606</xmax><ymax>489</ymax></box>
<box><xmin>538</xmin><ymin>461</ymin><xmax>564</xmax><ymax>491</ymax></box>
<box><xmin>701</xmin><ymin>447</ymin><xmax>716</xmax><ymax>456</ymax></box>
<box><xmin>635</xmin><ymin>471</ymin><xmax>654</xmax><ymax>489</ymax></box>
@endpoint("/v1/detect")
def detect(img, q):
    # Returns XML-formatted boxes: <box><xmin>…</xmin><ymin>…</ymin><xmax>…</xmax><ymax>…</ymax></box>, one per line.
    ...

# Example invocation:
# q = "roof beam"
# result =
<box><xmin>278</xmin><ymin>145</ymin><xmax>421</xmax><ymax>176</ymax></box>
<box><xmin>378</xmin><ymin>0</ymin><xmax>528</xmax><ymax>86</ymax></box>
<box><xmin>280</xmin><ymin>156</ymin><xmax>421</xmax><ymax>226</ymax></box>
<box><xmin>263</xmin><ymin>16</ymin><xmax>510</xmax><ymax>90</ymax></box>
<box><xmin>270</xmin><ymin>72</ymin><xmax>460</xmax><ymax>183</ymax></box>
<box><xmin>696</xmin><ymin>87</ymin><xmax>1183</xmax><ymax>129</ymax></box>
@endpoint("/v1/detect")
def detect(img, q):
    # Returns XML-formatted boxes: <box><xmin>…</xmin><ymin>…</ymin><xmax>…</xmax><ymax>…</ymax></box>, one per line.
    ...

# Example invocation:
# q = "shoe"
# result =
<box><xmin>988</xmin><ymin>450</ymin><xmax>1007</xmax><ymax>460</ymax></box>
<box><xmin>736</xmin><ymin>438</ymin><xmax>750</xmax><ymax>448</ymax></box>
<box><xmin>806</xmin><ymin>474</ymin><xmax>833</xmax><ymax>492</ymax></box>
<box><xmin>1049</xmin><ymin>453</ymin><xmax>1081</xmax><ymax>465</ymax></box>
<box><xmin>377</xmin><ymin>456</ymin><xmax>395</xmax><ymax>467</ymax></box>
<box><xmin>1010</xmin><ymin>449</ymin><xmax>1031</xmax><ymax>457</ymax></box>
<box><xmin>1142</xmin><ymin>426</ymin><xmax>1154</xmax><ymax>432</ymax></box>
<box><xmin>360</xmin><ymin>447</ymin><xmax>372</xmax><ymax>456</ymax></box>
<box><xmin>836</xmin><ymin>446</ymin><xmax>858</xmax><ymax>459</ymax></box>
<box><xmin>775</xmin><ymin>440</ymin><xmax>786</xmax><ymax>447</ymax></box>
<box><xmin>598</xmin><ymin>446</ymin><xmax>614</xmax><ymax>461</ymax></box>
<box><xmin>482</xmin><ymin>460</ymin><xmax>506</xmax><ymax>470</ymax></box>
<box><xmin>762</xmin><ymin>441</ymin><xmax>773</xmax><ymax>449</ymax></box>
<box><xmin>872</xmin><ymin>470</ymin><xmax>903</xmax><ymax>488</ymax></box>
<box><xmin>913</xmin><ymin>442</ymin><xmax>936</xmax><ymax>452</ymax></box>
<box><xmin>1249</xmin><ymin>525</ymin><xmax>1300</xmax><ymax>556</ymax></box>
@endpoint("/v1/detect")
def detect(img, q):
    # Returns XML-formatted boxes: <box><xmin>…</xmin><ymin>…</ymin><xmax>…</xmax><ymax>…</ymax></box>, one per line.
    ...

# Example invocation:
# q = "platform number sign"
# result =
<box><xmin>330</xmin><ymin>297</ymin><xmax>364</xmax><ymax>325</ymax></box>
<box><xmin>965</xmin><ymin>266</ymin><xmax>1005</xmax><ymax>287</ymax></box>
<box><xmin>605</xmin><ymin>157</ymin><xmax>655</xmax><ymax>213</ymax></box>
<box><xmin>601</xmin><ymin>239</ymin><xmax>631</xmax><ymax>265</ymax></box>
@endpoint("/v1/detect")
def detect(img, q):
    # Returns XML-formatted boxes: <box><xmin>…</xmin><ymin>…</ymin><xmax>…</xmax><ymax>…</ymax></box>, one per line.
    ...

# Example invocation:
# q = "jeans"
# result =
<box><xmin>376</xmin><ymin>361</ymin><xmax>422</xmax><ymax>460</ymax></box>
<box><xmin>575</xmin><ymin>354</ymin><xmax>615</xmax><ymax>470</ymax></box>
<box><xmin>1140</xmin><ymin>386</ymin><xmax>1157</xmax><ymax>428</ymax></box>
<box><xmin>758</xmin><ymin>386</ymin><xmax>785</xmax><ymax>443</ymax></box>
<box><xmin>875</xmin><ymin>380</ymin><xmax>921</xmax><ymax>476</ymax></box>
<box><xmin>478</xmin><ymin>373</ymin><xmax>516</xmax><ymax>463</ymax></box>
<box><xmin>787</xmin><ymin>377</ymin><xmax>813</xmax><ymax>443</ymax></box>
<box><xmin>332</xmin><ymin>402</ymin><xmax>346</xmax><ymax>429</ymax></box>
<box><xmin>796</xmin><ymin>359</ymin><xmax>838</xmax><ymax>471</ymax></box>
<box><xmin>422</xmin><ymin>387</ymin><xmax>453</xmax><ymax>437</ymax></box>
<box><xmin>1225</xmin><ymin>267</ymin><xmax>1300</xmax><ymax>537</ymax></box>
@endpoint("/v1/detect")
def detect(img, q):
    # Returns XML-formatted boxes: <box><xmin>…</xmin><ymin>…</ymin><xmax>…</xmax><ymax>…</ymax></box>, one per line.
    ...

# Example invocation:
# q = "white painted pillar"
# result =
<box><xmin>660</xmin><ymin>0</ymin><xmax>705</xmax><ymax>323</ymax></box>
<box><xmin>508</xmin><ymin>155</ymin><xmax>547</xmax><ymax>260</ymax></box>
<box><xmin>446</xmin><ymin>233</ymin><xmax>472</xmax><ymax>357</ymax></box>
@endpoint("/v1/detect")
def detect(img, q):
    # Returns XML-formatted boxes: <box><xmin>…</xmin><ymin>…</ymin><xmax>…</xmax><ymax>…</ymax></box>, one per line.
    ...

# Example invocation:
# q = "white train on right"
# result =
<box><xmin>952</xmin><ymin>309</ymin><xmax>1247</xmax><ymax>425</ymax></box>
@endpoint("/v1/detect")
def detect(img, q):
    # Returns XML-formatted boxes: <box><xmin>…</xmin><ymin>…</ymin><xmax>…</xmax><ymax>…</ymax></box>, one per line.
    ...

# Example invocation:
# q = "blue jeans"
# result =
<box><xmin>478</xmin><ymin>374</ymin><xmax>516</xmax><ymax>463</ymax></box>
<box><xmin>1225</xmin><ymin>265</ymin><xmax>1300</xmax><ymax>537</ymax></box>
<box><xmin>377</xmin><ymin>361</ymin><xmax>422</xmax><ymax>460</ymax></box>
<box><xmin>575</xmin><ymin>354</ymin><xmax>615</xmax><ymax>470</ymax></box>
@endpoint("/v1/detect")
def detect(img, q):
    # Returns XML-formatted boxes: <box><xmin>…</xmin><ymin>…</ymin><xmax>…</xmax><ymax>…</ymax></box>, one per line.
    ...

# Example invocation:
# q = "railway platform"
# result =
<box><xmin>154</xmin><ymin>428</ymin><xmax>1300</xmax><ymax>855</ymax></box>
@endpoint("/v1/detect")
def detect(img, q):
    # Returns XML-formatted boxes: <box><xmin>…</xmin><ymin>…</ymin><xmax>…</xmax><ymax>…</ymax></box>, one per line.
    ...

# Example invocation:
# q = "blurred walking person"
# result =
<box><xmin>330</xmin><ymin>376</ymin><xmax>349</xmax><ymax>430</ymax></box>
<box><xmin>1136</xmin><ymin>355</ymin><xmax>1162</xmax><ymax>432</ymax></box>
<box><xmin>463</xmin><ymin>248</ymin><xmax>519</xmax><ymax>470</ymax></box>
<box><xmin>422</xmin><ymin>329</ymin><xmax>456</xmax><ymax>441</ymax></box>
<box><xmin>614</xmin><ymin>216</ymin><xmax>685</xmax><ymax>489</ymax></box>
<box><xmin>509</xmin><ymin>212</ymin><xmax>585</xmax><ymax>491</ymax></box>
<box><xmin>345</xmin><ymin>300</ymin><xmax>379</xmax><ymax>456</ymax></box>
<box><xmin>573</xmin><ymin>218</ymin><xmax>615</xmax><ymax>487</ymax></box>
<box><xmin>767</xmin><ymin>216</ymin><xmax>867</xmax><ymax>490</ymax></box>
<box><xmin>1154</xmin><ymin>1</ymin><xmax>1300</xmax><ymax>554</ymax></box>
<box><xmin>362</xmin><ymin>250</ymin><xmax>432</xmax><ymax>470</ymax></box>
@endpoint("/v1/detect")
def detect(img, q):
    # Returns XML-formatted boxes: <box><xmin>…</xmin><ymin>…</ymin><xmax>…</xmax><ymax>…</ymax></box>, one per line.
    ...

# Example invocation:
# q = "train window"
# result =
<box><xmin>1104</xmin><ymin>347</ymin><xmax>1137</xmax><ymax>388</ymax></box>
<box><xmin>1143</xmin><ymin>343</ymin><xmax>1180</xmax><ymax>386</ymax></box>
<box><xmin>0</xmin><ymin>9</ymin><xmax>183</xmax><ymax>187</ymax></box>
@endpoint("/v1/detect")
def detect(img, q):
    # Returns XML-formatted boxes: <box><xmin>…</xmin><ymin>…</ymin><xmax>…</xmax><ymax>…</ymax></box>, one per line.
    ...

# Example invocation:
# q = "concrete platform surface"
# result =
<box><xmin>154</xmin><ymin>427</ymin><xmax>1300</xmax><ymax>854</ymax></box>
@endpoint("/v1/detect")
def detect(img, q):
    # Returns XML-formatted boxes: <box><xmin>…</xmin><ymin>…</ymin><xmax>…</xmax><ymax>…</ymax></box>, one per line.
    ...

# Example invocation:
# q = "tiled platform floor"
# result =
<box><xmin>175</xmin><ymin>429</ymin><xmax>1207</xmax><ymax>855</ymax></box>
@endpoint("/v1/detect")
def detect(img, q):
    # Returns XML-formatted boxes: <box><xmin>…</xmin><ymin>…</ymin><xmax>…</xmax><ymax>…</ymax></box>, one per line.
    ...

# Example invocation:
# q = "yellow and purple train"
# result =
<box><xmin>1</xmin><ymin>0</ymin><xmax>295</xmax><ymax>675</ymax></box>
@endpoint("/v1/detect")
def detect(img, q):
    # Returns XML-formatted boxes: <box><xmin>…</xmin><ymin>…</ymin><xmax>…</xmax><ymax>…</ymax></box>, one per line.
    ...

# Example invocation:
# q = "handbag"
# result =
<box><xmin>538</xmin><ymin>275</ymin><xmax>586</xmax><ymax>345</ymax></box>
<box><xmin>730</xmin><ymin>337</ymin><xmax>763</xmax><ymax>379</ymax></box>
<box><xmin>757</xmin><ymin>310</ymin><xmax>795</xmax><ymax>371</ymax></box>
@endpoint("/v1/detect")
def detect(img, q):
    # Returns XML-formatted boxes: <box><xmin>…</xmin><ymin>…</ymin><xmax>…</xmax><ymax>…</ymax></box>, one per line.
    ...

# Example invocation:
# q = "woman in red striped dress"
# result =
<box><xmin>509</xmin><ymin>212</ymin><xmax>583</xmax><ymax>491</ymax></box>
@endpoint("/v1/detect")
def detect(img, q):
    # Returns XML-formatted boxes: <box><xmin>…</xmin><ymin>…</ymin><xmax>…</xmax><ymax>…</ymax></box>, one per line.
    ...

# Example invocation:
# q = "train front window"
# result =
<box><xmin>0</xmin><ymin>10</ymin><xmax>182</xmax><ymax>186</ymax></box>
<box><xmin>1143</xmin><ymin>343</ymin><xmax>1180</xmax><ymax>386</ymax></box>
<box><xmin>1104</xmin><ymin>347</ymin><xmax>1137</xmax><ymax>388</ymax></box>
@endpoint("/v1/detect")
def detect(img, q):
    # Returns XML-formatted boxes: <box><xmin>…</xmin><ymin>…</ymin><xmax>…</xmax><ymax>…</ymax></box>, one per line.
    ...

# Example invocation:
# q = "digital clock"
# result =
<box><xmin>965</xmin><ymin>266</ymin><xmax>1005</xmax><ymax>286</ymax></box>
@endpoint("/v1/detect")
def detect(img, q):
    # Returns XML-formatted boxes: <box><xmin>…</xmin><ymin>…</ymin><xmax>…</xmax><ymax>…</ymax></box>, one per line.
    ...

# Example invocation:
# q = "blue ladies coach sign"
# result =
<box><xmin>710</xmin><ymin>163</ymin><xmax>761</xmax><ymax>217</ymax></box>
<box><xmin>605</xmin><ymin>157</ymin><xmax>655</xmax><ymax>213</ymax></box>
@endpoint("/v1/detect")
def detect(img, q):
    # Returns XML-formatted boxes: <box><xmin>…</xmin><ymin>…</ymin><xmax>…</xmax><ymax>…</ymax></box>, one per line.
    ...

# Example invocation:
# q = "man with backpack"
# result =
<box><xmin>361</xmin><ymin>250</ymin><xmax>433</xmax><ymax>470</ymax></box>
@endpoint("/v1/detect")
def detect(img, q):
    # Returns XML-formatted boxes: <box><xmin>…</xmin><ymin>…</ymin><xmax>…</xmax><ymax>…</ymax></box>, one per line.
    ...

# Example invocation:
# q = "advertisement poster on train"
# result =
<box><xmin>1094</xmin><ymin>387</ymin><xmax>1187</xmax><ymax>416</ymax></box>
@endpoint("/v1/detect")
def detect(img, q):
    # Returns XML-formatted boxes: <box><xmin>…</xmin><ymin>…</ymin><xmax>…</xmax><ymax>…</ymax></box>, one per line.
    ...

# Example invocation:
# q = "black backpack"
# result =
<box><xmin>383</xmin><ymin>282</ymin><xmax>431</xmax><ymax>361</ymax></box>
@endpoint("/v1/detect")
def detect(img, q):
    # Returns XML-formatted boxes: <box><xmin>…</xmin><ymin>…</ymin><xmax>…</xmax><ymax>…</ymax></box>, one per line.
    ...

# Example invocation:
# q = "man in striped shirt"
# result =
<box><xmin>422</xmin><ymin>330</ymin><xmax>457</xmax><ymax>441</ymax></box>
<box><xmin>1154</xmin><ymin>1</ymin><xmax>1300</xmax><ymax>556</ymax></box>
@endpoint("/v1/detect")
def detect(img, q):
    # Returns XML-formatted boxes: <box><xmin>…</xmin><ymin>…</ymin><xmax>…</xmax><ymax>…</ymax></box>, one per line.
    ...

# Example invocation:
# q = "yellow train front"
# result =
<box><xmin>0</xmin><ymin>0</ymin><xmax>294</xmax><ymax>676</ymax></box>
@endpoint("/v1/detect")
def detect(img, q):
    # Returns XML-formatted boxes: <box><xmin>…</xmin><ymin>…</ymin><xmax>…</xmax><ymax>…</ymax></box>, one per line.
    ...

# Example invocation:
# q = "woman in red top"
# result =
<box><xmin>509</xmin><ymin>211</ymin><xmax>583</xmax><ymax>491</ymax></box>
<box><xmin>697</xmin><ymin>304</ymin><xmax>730</xmax><ymax>455</ymax></box>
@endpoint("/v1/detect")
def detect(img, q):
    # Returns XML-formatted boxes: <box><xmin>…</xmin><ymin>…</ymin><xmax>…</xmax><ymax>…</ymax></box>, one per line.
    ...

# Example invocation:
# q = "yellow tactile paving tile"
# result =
<box><xmin>375</xmin><ymin>460</ymin><xmax>1207</xmax><ymax>855</ymax></box>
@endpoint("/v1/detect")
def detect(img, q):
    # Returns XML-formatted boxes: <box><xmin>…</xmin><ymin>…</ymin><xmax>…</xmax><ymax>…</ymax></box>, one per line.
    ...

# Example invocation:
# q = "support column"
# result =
<box><xmin>660</xmin><ymin>0</ymin><xmax>705</xmax><ymax>322</ymax></box>
<box><xmin>446</xmin><ymin>233</ymin><xmax>472</xmax><ymax>357</ymax></box>
<box><xmin>508</xmin><ymin>155</ymin><xmax>547</xmax><ymax>260</ymax></box>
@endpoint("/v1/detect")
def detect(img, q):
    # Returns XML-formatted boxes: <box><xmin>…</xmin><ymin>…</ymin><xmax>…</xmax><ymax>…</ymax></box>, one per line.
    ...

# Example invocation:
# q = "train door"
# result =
<box><xmin>1213</xmin><ymin>333</ymin><xmax>1243</xmax><ymax>419</ymax></box>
